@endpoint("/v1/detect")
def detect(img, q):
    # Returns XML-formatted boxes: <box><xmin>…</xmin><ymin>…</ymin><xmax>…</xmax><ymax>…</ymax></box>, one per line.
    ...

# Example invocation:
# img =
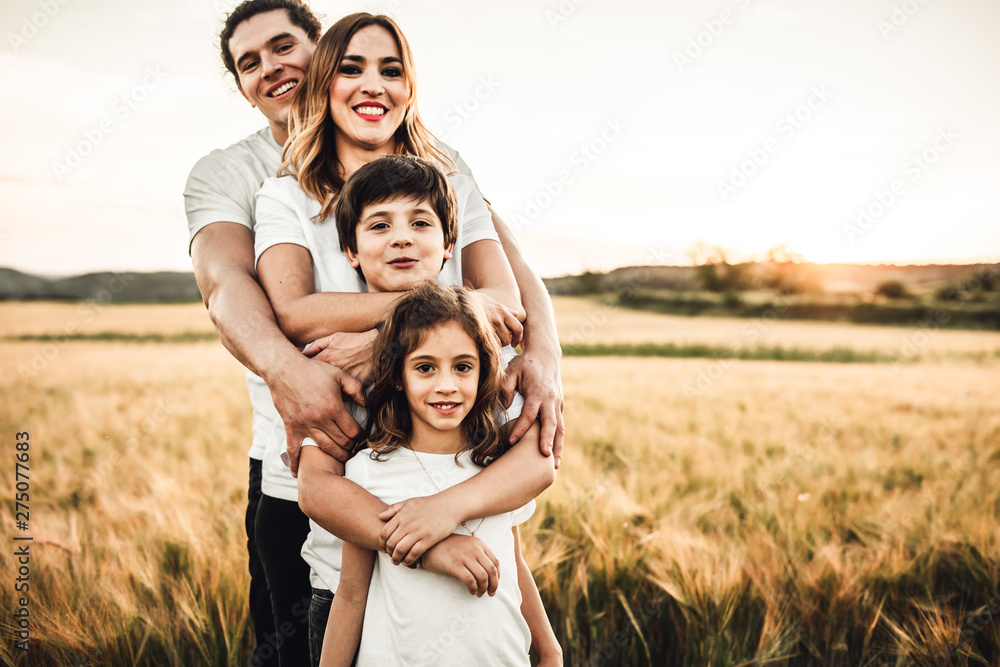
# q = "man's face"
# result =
<box><xmin>345</xmin><ymin>196</ymin><xmax>453</xmax><ymax>293</ymax></box>
<box><xmin>228</xmin><ymin>10</ymin><xmax>315</xmax><ymax>135</ymax></box>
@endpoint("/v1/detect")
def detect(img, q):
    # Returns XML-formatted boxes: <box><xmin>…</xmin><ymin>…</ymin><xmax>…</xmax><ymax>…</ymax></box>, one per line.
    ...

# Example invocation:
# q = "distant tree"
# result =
<box><xmin>574</xmin><ymin>270</ymin><xmax>604</xmax><ymax>295</ymax></box>
<box><xmin>687</xmin><ymin>243</ymin><xmax>752</xmax><ymax>292</ymax></box>
<box><xmin>874</xmin><ymin>280</ymin><xmax>910</xmax><ymax>299</ymax></box>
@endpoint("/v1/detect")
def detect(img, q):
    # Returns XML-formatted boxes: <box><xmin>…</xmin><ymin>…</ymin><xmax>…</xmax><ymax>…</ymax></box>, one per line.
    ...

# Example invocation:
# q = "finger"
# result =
<box><xmin>379</xmin><ymin>517</ymin><xmax>399</xmax><ymax>553</ymax></box>
<box><xmin>476</xmin><ymin>550</ymin><xmax>500</xmax><ymax>597</ymax></box>
<box><xmin>552</xmin><ymin>406</ymin><xmax>566</xmax><ymax>468</ymax></box>
<box><xmin>505</xmin><ymin>311</ymin><xmax>524</xmax><ymax>349</ymax></box>
<box><xmin>538</xmin><ymin>400</ymin><xmax>557</xmax><ymax>457</ymax></box>
<box><xmin>302</xmin><ymin>335</ymin><xmax>331</xmax><ymax>357</ymax></box>
<box><xmin>466</xmin><ymin>561</ymin><xmax>489</xmax><ymax>598</ymax></box>
<box><xmin>390</xmin><ymin>534</ymin><xmax>418</xmax><ymax>565</ymax></box>
<box><xmin>401</xmin><ymin>539</ymin><xmax>427</xmax><ymax>567</ymax></box>
<box><xmin>337</xmin><ymin>371</ymin><xmax>367</xmax><ymax>412</ymax></box>
<box><xmin>378</xmin><ymin>502</ymin><xmax>402</xmax><ymax>522</ymax></box>
<box><xmin>500</xmin><ymin>365</ymin><xmax>518</xmax><ymax>409</ymax></box>
<box><xmin>285</xmin><ymin>435</ymin><xmax>302</xmax><ymax>477</ymax></box>
<box><xmin>508</xmin><ymin>394</ymin><xmax>540</xmax><ymax>444</ymax></box>
<box><xmin>314</xmin><ymin>429</ymin><xmax>351</xmax><ymax>463</ymax></box>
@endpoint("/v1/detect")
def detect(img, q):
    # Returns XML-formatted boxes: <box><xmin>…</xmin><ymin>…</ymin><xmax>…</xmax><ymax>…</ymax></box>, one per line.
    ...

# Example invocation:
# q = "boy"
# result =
<box><xmin>300</xmin><ymin>154</ymin><xmax>561</xmax><ymax>666</ymax></box>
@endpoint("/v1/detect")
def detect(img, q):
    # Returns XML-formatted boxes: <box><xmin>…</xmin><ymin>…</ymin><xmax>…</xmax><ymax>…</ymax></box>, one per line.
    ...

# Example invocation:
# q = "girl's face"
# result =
<box><xmin>328</xmin><ymin>25</ymin><xmax>409</xmax><ymax>154</ymax></box>
<box><xmin>402</xmin><ymin>320</ymin><xmax>479</xmax><ymax>441</ymax></box>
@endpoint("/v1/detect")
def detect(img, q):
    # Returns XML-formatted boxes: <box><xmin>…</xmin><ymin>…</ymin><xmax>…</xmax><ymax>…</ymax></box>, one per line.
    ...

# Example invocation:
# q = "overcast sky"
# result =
<box><xmin>1</xmin><ymin>0</ymin><xmax>998</xmax><ymax>277</ymax></box>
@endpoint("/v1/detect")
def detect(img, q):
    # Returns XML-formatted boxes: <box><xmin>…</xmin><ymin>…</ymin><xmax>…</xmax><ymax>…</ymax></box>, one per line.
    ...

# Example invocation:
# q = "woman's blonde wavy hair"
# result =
<box><xmin>363</xmin><ymin>283</ymin><xmax>510</xmax><ymax>468</ymax></box>
<box><xmin>280</xmin><ymin>12</ymin><xmax>455</xmax><ymax>221</ymax></box>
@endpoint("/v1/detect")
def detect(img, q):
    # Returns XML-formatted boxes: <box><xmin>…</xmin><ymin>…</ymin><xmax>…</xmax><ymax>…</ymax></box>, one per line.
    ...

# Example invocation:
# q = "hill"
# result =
<box><xmin>0</xmin><ymin>268</ymin><xmax>202</xmax><ymax>303</ymax></box>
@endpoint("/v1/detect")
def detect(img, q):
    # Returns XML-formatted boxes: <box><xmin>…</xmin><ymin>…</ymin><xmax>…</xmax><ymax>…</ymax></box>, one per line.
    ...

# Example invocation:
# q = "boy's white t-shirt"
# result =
<box><xmin>253</xmin><ymin>170</ymin><xmax>501</xmax><ymax>501</ymax></box>
<box><xmin>345</xmin><ymin>447</ymin><xmax>532</xmax><ymax>667</ymax></box>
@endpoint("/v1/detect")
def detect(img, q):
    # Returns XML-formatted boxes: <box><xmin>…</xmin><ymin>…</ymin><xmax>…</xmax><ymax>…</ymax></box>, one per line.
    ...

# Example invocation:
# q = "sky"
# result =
<box><xmin>1</xmin><ymin>0</ymin><xmax>998</xmax><ymax>278</ymax></box>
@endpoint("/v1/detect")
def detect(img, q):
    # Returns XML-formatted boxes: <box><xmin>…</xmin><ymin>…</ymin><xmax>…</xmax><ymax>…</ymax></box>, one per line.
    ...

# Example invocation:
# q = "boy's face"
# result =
<box><xmin>345</xmin><ymin>196</ymin><xmax>453</xmax><ymax>292</ymax></box>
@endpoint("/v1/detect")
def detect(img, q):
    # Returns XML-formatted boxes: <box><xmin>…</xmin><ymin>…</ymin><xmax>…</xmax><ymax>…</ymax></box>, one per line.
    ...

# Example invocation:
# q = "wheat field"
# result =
<box><xmin>1</xmin><ymin>301</ymin><xmax>999</xmax><ymax>665</ymax></box>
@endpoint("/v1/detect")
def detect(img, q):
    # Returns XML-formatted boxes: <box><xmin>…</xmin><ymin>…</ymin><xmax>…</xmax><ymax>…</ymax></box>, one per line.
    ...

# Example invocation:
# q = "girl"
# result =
<box><xmin>320</xmin><ymin>283</ymin><xmax>561</xmax><ymax>666</ymax></box>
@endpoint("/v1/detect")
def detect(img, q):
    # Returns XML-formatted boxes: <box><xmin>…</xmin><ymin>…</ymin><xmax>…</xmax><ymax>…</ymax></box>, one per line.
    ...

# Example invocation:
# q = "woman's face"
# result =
<box><xmin>328</xmin><ymin>25</ymin><xmax>409</xmax><ymax>155</ymax></box>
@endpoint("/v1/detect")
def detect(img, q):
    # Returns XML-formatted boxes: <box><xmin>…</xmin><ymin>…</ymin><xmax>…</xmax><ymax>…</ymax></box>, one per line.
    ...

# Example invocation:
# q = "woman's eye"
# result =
<box><xmin>383</xmin><ymin>67</ymin><xmax>402</xmax><ymax>78</ymax></box>
<box><xmin>339</xmin><ymin>65</ymin><xmax>362</xmax><ymax>75</ymax></box>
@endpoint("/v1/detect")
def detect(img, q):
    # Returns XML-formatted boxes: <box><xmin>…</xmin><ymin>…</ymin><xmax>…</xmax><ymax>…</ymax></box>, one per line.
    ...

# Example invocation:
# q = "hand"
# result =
<box><xmin>470</xmin><ymin>292</ymin><xmax>524</xmax><ymax>348</ymax></box>
<box><xmin>268</xmin><ymin>356</ymin><xmax>366</xmax><ymax>476</ymax></box>
<box><xmin>378</xmin><ymin>495</ymin><xmax>461</xmax><ymax>566</ymax></box>
<box><xmin>304</xmin><ymin>329</ymin><xmax>378</xmax><ymax>383</ymax></box>
<box><xmin>420</xmin><ymin>534</ymin><xmax>499</xmax><ymax>597</ymax></box>
<box><xmin>500</xmin><ymin>350</ymin><xmax>565</xmax><ymax>468</ymax></box>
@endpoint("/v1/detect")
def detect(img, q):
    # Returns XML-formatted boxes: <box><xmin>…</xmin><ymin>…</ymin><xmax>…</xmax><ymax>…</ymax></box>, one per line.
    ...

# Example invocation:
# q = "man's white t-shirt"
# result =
<box><xmin>345</xmin><ymin>447</ymin><xmax>532</xmax><ymax>667</ymax></box>
<box><xmin>183</xmin><ymin>127</ymin><xmax>283</xmax><ymax>461</ymax></box>
<box><xmin>253</xmin><ymin>170</ymin><xmax>500</xmax><ymax>501</ymax></box>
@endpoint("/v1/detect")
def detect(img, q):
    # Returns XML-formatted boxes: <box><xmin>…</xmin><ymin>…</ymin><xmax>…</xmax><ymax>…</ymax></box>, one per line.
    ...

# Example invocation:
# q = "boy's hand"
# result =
<box><xmin>271</xmin><ymin>357</ymin><xmax>366</xmax><ymax>476</ymax></box>
<box><xmin>470</xmin><ymin>291</ymin><xmax>524</xmax><ymax>348</ymax></box>
<box><xmin>419</xmin><ymin>534</ymin><xmax>499</xmax><ymax>597</ymax></box>
<box><xmin>304</xmin><ymin>329</ymin><xmax>378</xmax><ymax>383</ymax></box>
<box><xmin>378</xmin><ymin>495</ymin><xmax>462</xmax><ymax>566</ymax></box>
<box><xmin>501</xmin><ymin>351</ymin><xmax>565</xmax><ymax>468</ymax></box>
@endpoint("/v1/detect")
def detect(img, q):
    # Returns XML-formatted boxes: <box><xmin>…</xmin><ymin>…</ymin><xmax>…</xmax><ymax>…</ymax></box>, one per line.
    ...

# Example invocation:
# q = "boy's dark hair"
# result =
<box><xmin>334</xmin><ymin>154</ymin><xmax>458</xmax><ymax>255</ymax></box>
<box><xmin>220</xmin><ymin>0</ymin><xmax>322</xmax><ymax>83</ymax></box>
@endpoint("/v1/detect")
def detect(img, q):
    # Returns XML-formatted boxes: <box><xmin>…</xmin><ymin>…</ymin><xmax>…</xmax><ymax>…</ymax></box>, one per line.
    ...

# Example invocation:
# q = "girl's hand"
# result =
<box><xmin>419</xmin><ymin>534</ymin><xmax>500</xmax><ymax>597</ymax></box>
<box><xmin>469</xmin><ymin>291</ymin><xmax>524</xmax><ymax>348</ymax></box>
<box><xmin>378</xmin><ymin>495</ymin><xmax>461</xmax><ymax>565</ymax></box>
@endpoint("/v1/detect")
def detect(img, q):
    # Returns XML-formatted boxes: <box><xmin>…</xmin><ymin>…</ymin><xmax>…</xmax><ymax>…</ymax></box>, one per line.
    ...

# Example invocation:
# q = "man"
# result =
<box><xmin>184</xmin><ymin>1</ymin><xmax>565</xmax><ymax>664</ymax></box>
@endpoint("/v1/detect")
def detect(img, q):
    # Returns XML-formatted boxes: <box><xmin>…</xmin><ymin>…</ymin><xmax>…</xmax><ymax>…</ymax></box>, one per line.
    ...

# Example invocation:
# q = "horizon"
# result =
<box><xmin>1</xmin><ymin>0</ymin><xmax>998</xmax><ymax>276</ymax></box>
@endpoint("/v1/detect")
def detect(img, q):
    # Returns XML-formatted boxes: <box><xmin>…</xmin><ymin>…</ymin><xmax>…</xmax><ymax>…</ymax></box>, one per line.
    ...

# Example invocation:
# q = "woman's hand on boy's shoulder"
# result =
<box><xmin>303</xmin><ymin>329</ymin><xmax>378</xmax><ymax>383</ymax></box>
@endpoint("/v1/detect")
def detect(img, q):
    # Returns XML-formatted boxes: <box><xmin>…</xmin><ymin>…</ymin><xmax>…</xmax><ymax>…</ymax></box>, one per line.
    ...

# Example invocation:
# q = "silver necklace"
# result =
<box><xmin>409</xmin><ymin>448</ymin><xmax>486</xmax><ymax>537</ymax></box>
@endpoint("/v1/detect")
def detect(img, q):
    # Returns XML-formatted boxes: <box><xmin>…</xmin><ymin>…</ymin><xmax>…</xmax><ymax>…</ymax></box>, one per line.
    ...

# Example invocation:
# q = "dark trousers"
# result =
<box><xmin>246</xmin><ymin>458</ymin><xmax>278</xmax><ymax>667</ymax></box>
<box><xmin>255</xmin><ymin>492</ymin><xmax>313</xmax><ymax>667</ymax></box>
<box><xmin>308</xmin><ymin>588</ymin><xmax>334</xmax><ymax>667</ymax></box>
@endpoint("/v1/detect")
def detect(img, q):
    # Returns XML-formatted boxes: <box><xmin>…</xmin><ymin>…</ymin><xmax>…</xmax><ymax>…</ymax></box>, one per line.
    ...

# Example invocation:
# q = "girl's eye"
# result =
<box><xmin>455</xmin><ymin>362</ymin><xmax>473</xmax><ymax>372</ymax></box>
<box><xmin>416</xmin><ymin>363</ymin><xmax>434</xmax><ymax>373</ymax></box>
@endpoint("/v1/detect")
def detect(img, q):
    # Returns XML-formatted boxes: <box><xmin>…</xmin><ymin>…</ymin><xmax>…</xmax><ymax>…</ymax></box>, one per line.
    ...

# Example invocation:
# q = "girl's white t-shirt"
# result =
<box><xmin>346</xmin><ymin>447</ymin><xmax>532</xmax><ymax>667</ymax></box>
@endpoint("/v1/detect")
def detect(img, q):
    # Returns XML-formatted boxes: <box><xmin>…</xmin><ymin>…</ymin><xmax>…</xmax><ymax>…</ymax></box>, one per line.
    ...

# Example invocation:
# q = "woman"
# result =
<box><xmin>251</xmin><ymin>13</ymin><xmax>559</xmax><ymax>667</ymax></box>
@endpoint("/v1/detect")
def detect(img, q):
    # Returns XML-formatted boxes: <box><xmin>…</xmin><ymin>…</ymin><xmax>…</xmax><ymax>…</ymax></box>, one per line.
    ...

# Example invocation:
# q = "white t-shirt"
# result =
<box><xmin>182</xmin><ymin>127</ymin><xmax>478</xmax><ymax>461</ymax></box>
<box><xmin>253</xmin><ymin>170</ymin><xmax>500</xmax><ymax>501</ymax></box>
<box><xmin>346</xmin><ymin>447</ymin><xmax>532</xmax><ymax>667</ymax></box>
<box><xmin>183</xmin><ymin>127</ymin><xmax>283</xmax><ymax>460</ymax></box>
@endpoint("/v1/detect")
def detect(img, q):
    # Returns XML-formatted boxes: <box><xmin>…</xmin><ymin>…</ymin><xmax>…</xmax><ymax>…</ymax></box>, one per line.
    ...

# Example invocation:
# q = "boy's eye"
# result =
<box><xmin>413</xmin><ymin>219</ymin><xmax>431</xmax><ymax>227</ymax></box>
<box><xmin>369</xmin><ymin>222</ymin><xmax>389</xmax><ymax>231</ymax></box>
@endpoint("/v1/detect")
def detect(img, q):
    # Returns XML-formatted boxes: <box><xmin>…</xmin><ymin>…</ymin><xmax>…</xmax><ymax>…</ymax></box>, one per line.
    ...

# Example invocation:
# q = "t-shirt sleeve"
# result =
<box><xmin>455</xmin><ymin>178</ymin><xmax>500</xmax><ymax>250</ymax></box>
<box><xmin>183</xmin><ymin>152</ymin><xmax>256</xmax><ymax>253</ymax></box>
<box><xmin>344</xmin><ymin>451</ymin><xmax>370</xmax><ymax>488</ymax></box>
<box><xmin>442</xmin><ymin>142</ymin><xmax>488</xmax><ymax>199</ymax></box>
<box><xmin>511</xmin><ymin>499</ymin><xmax>535</xmax><ymax>527</ymax></box>
<box><xmin>253</xmin><ymin>177</ymin><xmax>310</xmax><ymax>270</ymax></box>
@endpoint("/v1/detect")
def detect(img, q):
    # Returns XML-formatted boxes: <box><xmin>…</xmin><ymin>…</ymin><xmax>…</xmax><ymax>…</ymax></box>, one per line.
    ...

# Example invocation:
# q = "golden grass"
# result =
<box><xmin>2</xmin><ymin>303</ymin><xmax>999</xmax><ymax>664</ymax></box>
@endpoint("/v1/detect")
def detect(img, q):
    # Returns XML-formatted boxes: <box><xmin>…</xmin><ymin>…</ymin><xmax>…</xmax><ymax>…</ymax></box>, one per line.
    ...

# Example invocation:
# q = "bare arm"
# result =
<box><xmin>190</xmin><ymin>223</ymin><xmax>364</xmax><ymax>465</ymax></box>
<box><xmin>490</xmin><ymin>208</ymin><xmax>566</xmax><ymax>467</ymax></box>
<box><xmin>298</xmin><ymin>423</ymin><xmax>554</xmax><ymax>565</ymax></box>
<box><xmin>256</xmin><ymin>243</ymin><xmax>401</xmax><ymax>347</ymax></box>
<box><xmin>514</xmin><ymin>526</ymin><xmax>563</xmax><ymax>666</ymax></box>
<box><xmin>320</xmin><ymin>541</ymin><xmax>374</xmax><ymax>667</ymax></box>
